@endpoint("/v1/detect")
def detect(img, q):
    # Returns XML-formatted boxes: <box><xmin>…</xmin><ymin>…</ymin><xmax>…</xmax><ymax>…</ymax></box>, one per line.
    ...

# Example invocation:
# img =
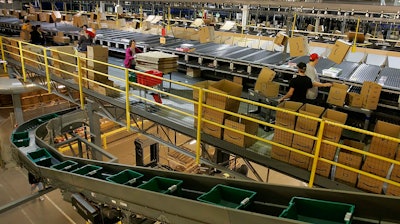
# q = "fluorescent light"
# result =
<box><xmin>189</xmin><ymin>140</ymin><xmax>197</xmax><ymax>145</ymax></box>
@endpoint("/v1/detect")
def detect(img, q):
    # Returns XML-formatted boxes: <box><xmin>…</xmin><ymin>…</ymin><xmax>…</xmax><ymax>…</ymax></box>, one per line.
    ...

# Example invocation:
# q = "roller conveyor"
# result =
<box><xmin>257</xmin><ymin>52</ymin><xmax>287</xmax><ymax>66</ymax></box>
<box><xmin>332</xmin><ymin>61</ymin><xmax>360</xmax><ymax>80</ymax></box>
<box><xmin>347</xmin><ymin>64</ymin><xmax>381</xmax><ymax>84</ymax></box>
<box><xmin>239</xmin><ymin>50</ymin><xmax>277</xmax><ymax>62</ymax></box>
<box><xmin>221</xmin><ymin>48</ymin><xmax>261</xmax><ymax>60</ymax></box>
<box><xmin>377</xmin><ymin>67</ymin><xmax>400</xmax><ymax>90</ymax></box>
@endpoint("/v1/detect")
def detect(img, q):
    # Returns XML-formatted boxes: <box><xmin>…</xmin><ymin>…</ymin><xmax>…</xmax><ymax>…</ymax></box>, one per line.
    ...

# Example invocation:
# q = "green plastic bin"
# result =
<box><xmin>138</xmin><ymin>176</ymin><xmax>183</xmax><ymax>195</ymax></box>
<box><xmin>129</xmin><ymin>72</ymin><xmax>136</xmax><ymax>83</ymax></box>
<box><xmin>71</xmin><ymin>165</ymin><xmax>102</xmax><ymax>177</ymax></box>
<box><xmin>12</xmin><ymin>131</ymin><xmax>30</xmax><ymax>147</ymax></box>
<box><xmin>35</xmin><ymin>157</ymin><xmax>53</xmax><ymax>167</ymax></box>
<box><xmin>37</xmin><ymin>113</ymin><xmax>58</xmax><ymax>123</ymax></box>
<box><xmin>106</xmin><ymin>169</ymin><xmax>144</xmax><ymax>186</ymax></box>
<box><xmin>51</xmin><ymin>160</ymin><xmax>79</xmax><ymax>172</ymax></box>
<box><xmin>27</xmin><ymin>148</ymin><xmax>52</xmax><ymax>163</ymax></box>
<box><xmin>197</xmin><ymin>184</ymin><xmax>257</xmax><ymax>209</ymax></box>
<box><xmin>279</xmin><ymin>197</ymin><xmax>355</xmax><ymax>224</ymax></box>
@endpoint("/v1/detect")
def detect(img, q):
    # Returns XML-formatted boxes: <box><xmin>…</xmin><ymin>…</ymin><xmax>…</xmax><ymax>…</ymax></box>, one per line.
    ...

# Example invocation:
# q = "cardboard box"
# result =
<box><xmin>335</xmin><ymin>146</ymin><xmax>362</xmax><ymax>186</ymax></box>
<box><xmin>361</xmin><ymin>81</ymin><xmax>382</xmax><ymax>110</ymax></box>
<box><xmin>187</xmin><ymin>68</ymin><xmax>201</xmax><ymax>78</ymax></box>
<box><xmin>87</xmin><ymin>71</ymin><xmax>109</xmax><ymax>83</ymax></box>
<box><xmin>199</xmin><ymin>26</ymin><xmax>215</xmax><ymax>43</ymax></box>
<box><xmin>254</xmin><ymin>67</ymin><xmax>279</xmax><ymax>97</ymax></box>
<box><xmin>346</xmin><ymin>92</ymin><xmax>362</xmax><ymax>107</ymax></box>
<box><xmin>274</xmin><ymin>32</ymin><xmax>288</xmax><ymax>46</ymax></box>
<box><xmin>206</xmin><ymin>79</ymin><xmax>243</xmax><ymax>112</ymax></box>
<box><xmin>321</xmin><ymin>109</ymin><xmax>347</xmax><ymax>143</ymax></box>
<box><xmin>50</xmin><ymin>46</ymin><xmax>76</xmax><ymax>79</ymax></box>
<box><xmin>87</xmin><ymin>46</ymin><xmax>108</xmax><ymax>58</ymax></box>
<box><xmin>193</xmin><ymin>80</ymin><xmax>216</xmax><ymax>102</ymax></box>
<box><xmin>362</xmin><ymin>157</ymin><xmax>391</xmax><ymax>177</ymax></box>
<box><xmin>52</xmin><ymin>11</ymin><xmax>62</xmax><ymax>22</ymax></box>
<box><xmin>327</xmin><ymin>83</ymin><xmax>348</xmax><ymax>106</ymax></box>
<box><xmin>288</xmin><ymin>36</ymin><xmax>308</xmax><ymax>57</ymax></box>
<box><xmin>202</xmin><ymin>108</ymin><xmax>225</xmax><ymax>138</ymax></box>
<box><xmin>369</xmin><ymin>120</ymin><xmax>400</xmax><ymax>159</ymax></box>
<box><xmin>271</xmin><ymin>145</ymin><xmax>291</xmax><ymax>163</ymax></box>
<box><xmin>328</xmin><ymin>40</ymin><xmax>352</xmax><ymax>64</ymax></box>
<box><xmin>357</xmin><ymin>174</ymin><xmax>384</xmax><ymax>194</ymax></box>
<box><xmin>292</xmin><ymin>135</ymin><xmax>314</xmax><ymax>152</ymax></box>
<box><xmin>233</xmin><ymin>76</ymin><xmax>242</xmax><ymax>85</ymax></box>
<box><xmin>20</xmin><ymin>30</ymin><xmax>30</xmax><ymax>41</ymax></box>
<box><xmin>275</xmin><ymin>101</ymin><xmax>303</xmax><ymax>129</ymax></box>
<box><xmin>223</xmin><ymin>115</ymin><xmax>258</xmax><ymax>148</ymax></box>
<box><xmin>316</xmin><ymin>161</ymin><xmax>332</xmax><ymax>178</ymax></box>
<box><xmin>272</xmin><ymin>129</ymin><xmax>294</xmax><ymax>162</ymax></box>
<box><xmin>289</xmin><ymin>153</ymin><xmax>310</xmax><ymax>170</ymax></box>
<box><xmin>319</xmin><ymin>143</ymin><xmax>338</xmax><ymax>160</ymax></box>
<box><xmin>296</xmin><ymin>104</ymin><xmax>325</xmax><ymax>135</ymax></box>
<box><xmin>53</xmin><ymin>36</ymin><xmax>70</xmax><ymax>44</ymax></box>
<box><xmin>386</xmin><ymin>184</ymin><xmax>400</xmax><ymax>196</ymax></box>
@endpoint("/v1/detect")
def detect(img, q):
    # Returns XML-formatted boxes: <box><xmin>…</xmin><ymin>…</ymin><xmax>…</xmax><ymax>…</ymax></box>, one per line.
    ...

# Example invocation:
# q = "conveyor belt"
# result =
<box><xmin>221</xmin><ymin>48</ymin><xmax>261</xmax><ymax>60</ymax></box>
<box><xmin>257</xmin><ymin>52</ymin><xmax>286</xmax><ymax>66</ymax></box>
<box><xmin>10</xmin><ymin>109</ymin><xmax>400</xmax><ymax>224</ymax></box>
<box><xmin>377</xmin><ymin>67</ymin><xmax>400</xmax><ymax>91</ymax></box>
<box><xmin>240</xmin><ymin>50</ymin><xmax>277</xmax><ymax>62</ymax></box>
<box><xmin>332</xmin><ymin>61</ymin><xmax>360</xmax><ymax>80</ymax></box>
<box><xmin>347</xmin><ymin>64</ymin><xmax>380</xmax><ymax>84</ymax></box>
<box><xmin>289</xmin><ymin>56</ymin><xmax>336</xmax><ymax>73</ymax></box>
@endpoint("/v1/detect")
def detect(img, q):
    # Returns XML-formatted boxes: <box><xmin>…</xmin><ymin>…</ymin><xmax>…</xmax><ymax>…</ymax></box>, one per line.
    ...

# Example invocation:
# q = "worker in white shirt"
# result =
<box><xmin>305</xmin><ymin>53</ymin><xmax>320</xmax><ymax>100</ymax></box>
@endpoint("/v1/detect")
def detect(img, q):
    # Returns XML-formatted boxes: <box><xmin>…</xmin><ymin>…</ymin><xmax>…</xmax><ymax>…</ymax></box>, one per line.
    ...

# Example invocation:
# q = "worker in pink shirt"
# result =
<box><xmin>124</xmin><ymin>39</ymin><xmax>142</xmax><ymax>70</ymax></box>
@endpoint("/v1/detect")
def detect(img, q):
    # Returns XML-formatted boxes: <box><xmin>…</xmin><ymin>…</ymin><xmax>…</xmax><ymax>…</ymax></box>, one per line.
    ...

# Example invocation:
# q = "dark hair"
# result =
<box><xmin>36</xmin><ymin>25</ymin><xmax>41</xmax><ymax>28</ymax></box>
<box><xmin>31</xmin><ymin>26</ymin><xmax>37</xmax><ymax>31</ymax></box>
<box><xmin>297</xmin><ymin>62</ymin><xmax>307</xmax><ymax>72</ymax></box>
<box><xmin>129</xmin><ymin>39</ymin><xmax>136</xmax><ymax>46</ymax></box>
<box><xmin>25</xmin><ymin>20</ymin><xmax>30</xmax><ymax>23</ymax></box>
<box><xmin>82</xmin><ymin>25</ymin><xmax>88</xmax><ymax>29</ymax></box>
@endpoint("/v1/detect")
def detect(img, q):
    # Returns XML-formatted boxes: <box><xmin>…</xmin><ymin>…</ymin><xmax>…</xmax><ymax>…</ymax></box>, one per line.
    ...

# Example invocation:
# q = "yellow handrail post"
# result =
<box><xmin>102</xmin><ymin>136</ymin><xmax>108</xmax><ymax>150</ymax></box>
<box><xmin>291</xmin><ymin>13</ymin><xmax>297</xmax><ymax>37</ymax></box>
<box><xmin>18</xmin><ymin>41</ymin><xmax>26</xmax><ymax>82</ymax></box>
<box><xmin>195</xmin><ymin>89</ymin><xmax>203</xmax><ymax>164</ymax></box>
<box><xmin>167</xmin><ymin>6</ymin><xmax>171</xmax><ymax>31</ymax></box>
<box><xmin>76</xmin><ymin>52</ymin><xmax>85</xmax><ymax>109</ymax></box>
<box><xmin>43</xmin><ymin>47</ymin><xmax>51</xmax><ymax>93</ymax></box>
<box><xmin>308</xmin><ymin>120</ymin><xmax>325</xmax><ymax>188</ymax></box>
<box><xmin>352</xmin><ymin>18</ymin><xmax>360</xmax><ymax>52</ymax></box>
<box><xmin>139</xmin><ymin>4</ymin><xmax>143</xmax><ymax>29</ymax></box>
<box><xmin>0</xmin><ymin>36</ymin><xmax>7</xmax><ymax>73</ymax></box>
<box><xmin>125</xmin><ymin>68</ymin><xmax>131</xmax><ymax>131</ymax></box>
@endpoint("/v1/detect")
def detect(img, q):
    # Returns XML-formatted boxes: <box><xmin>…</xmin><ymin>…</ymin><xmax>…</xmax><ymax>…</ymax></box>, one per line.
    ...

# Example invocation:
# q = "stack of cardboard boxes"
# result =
<box><xmin>202</xmin><ymin>80</ymin><xmax>243</xmax><ymax>139</ymax></box>
<box><xmin>289</xmin><ymin>104</ymin><xmax>325</xmax><ymax>169</ymax></box>
<box><xmin>335</xmin><ymin>139</ymin><xmax>365</xmax><ymax>186</ymax></box>
<box><xmin>327</xmin><ymin>83</ymin><xmax>348</xmax><ymax>106</ymax></box>
<box><xmin>254</xmin><ymin>67</ymin><xmax>280</xmax><ymax>98</ymax></box>
<box><xmin>316</xmin><ymin>109</ymin><xmax>348</xmax><ymax>177</ymax></box>
<box><xmin>358</xmin><ymin>120</ymin><xmax>400</xmax><ymax>193</ymax></box>
<box><xmin>271</xmin><ymin>101</ymin><xmax>303</xmax><ymax>162</ymax></box>
<box><xmin>53</xmin><ymin>32</ymin><xmax>70</xmax><ymax>44</ymax></box>
<box><xmin>50</xmin><ymin>46</ymin><xmax>76</xmax><ymax>79</ymax></box>
<box><xmin>360</xmin><ymin>81</ymin><xmax>382</xmax><ymax>110</ymax></box>
<box><xmin>223</xmin><ymin>115</ymin><xmax>258</xmax><ymax>148</ymax></box>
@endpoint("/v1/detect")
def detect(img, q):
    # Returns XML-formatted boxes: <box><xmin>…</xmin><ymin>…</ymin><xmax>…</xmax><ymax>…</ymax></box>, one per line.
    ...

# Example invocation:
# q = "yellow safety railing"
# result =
<box><xmin>3</xmin><ymin>36</ymin><xmax>400</xmax><ymax>194</ymax></box>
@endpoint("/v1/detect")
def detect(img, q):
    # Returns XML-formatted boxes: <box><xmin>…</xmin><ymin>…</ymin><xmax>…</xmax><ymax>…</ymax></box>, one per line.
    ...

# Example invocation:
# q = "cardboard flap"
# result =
<box><xmin>328</xmin><ymin>40</ymin><xmax>352</xmax><ymax>64</ymax></box>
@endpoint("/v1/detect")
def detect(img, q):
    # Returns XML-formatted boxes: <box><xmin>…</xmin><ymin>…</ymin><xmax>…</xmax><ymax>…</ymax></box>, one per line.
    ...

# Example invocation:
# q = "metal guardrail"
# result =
<box><xmin>2</xmin><ymin>36</ymin><xmax>400</xmax><ymax>193</ymax></box>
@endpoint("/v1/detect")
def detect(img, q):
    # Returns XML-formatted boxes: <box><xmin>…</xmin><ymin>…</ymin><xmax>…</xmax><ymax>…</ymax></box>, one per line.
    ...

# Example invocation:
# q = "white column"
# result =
<box><xmin>99</xmin><ymin>2</ymin><xmax>105</xmax><ymax>13</ymax></box>
<box><xmin>241</xmin><ymin>5</ymin><xmax>249</xmax><ymax>30</ymax></box>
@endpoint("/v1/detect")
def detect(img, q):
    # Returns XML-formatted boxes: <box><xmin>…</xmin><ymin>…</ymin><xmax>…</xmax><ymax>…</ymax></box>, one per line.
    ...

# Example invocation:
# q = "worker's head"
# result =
<box><xmin>36</xmin><ymin>25</ymin><xmax>41</xmax><ymax>30</ymax></box>
<box><xmin>25</xmin><ymin>20</ymin><xmax>30</xmax><ymax>24</ymax></box>
<box><xmin>82</xmin><ymin>25</ymin><xmax>88</xmax><ymax>30</ymax></box>
<box><xmin>297</xmin><ymin>62</ymin><xmax>307</xmax><ymax>73</ymax></box>
<box><xmin>309</xmin><ymin>53</ymin><xmax>319</xmax><ymax>62</ymax></box>
<box><xmin>129</xmin><ymin>39</ymin><xmax>136</xmax><ymax>48</ymax></box>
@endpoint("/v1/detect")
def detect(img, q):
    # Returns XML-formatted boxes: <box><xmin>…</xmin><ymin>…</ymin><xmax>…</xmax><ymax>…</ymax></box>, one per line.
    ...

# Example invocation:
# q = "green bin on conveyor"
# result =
<box><xmin>71</xmin><ymin>165</ymin><xmax>102</xmax><ymax>177</ymax></box>
<box><xmin>27</xmin><ymin>148</ymin><xmax>53</xmax><ymax>167</ymax></box>
<box><xmin>11</xmin><ymin>131</ymin><xmax>30</xmax><ymax>147</ymax></box>
<box><xmin>197</xmin><ymin>184</ymin><xmax>257</xmax><ymax>209</ymax></box>
<box><xmin>106</xmin><ymin>169</ymin><xmax>144</xmax><ymax>186</ymax></box>
<box><xmin>51</xmin><ymin>160</ymin><xmax>79</xmax><ymax>172</ymax></box>
<box><xmin>279</xmin><ymin>197</ymin><xmax>355</xmax><ymax>224</ymax></box>
<box><xmin>37</xmin><ymin>113</ymin><xmax>58</xmax><ymax>123</ymax></box>
<box><xmin>129</xmin><ymin>71</ymin><xmax>136</xmax><ymax>83</ymax></box>
<box><xmin>138</xmin><ymin>176</ymin><xmax>182</xmax><ymax>195</ymax></box>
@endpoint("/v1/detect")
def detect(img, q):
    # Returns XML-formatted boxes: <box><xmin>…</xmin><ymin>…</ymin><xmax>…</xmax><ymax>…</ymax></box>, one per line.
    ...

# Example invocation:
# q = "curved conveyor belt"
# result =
<box><xmin>8</xmin><ymin>108</ymin><xmax>400</xmax><ymax>224</ymax></box>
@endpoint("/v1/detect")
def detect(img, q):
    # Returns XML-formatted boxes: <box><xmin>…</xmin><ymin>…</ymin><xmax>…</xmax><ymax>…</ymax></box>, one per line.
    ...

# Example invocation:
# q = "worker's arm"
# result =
<box><xmin>313</xmin><ymin>81</ymin><xmax>332</xmax><ymax>87</ymax></box>
<box><xmin>278</xmin><ymin>87</ymin><xmax>294</xmax><ymax>103</ymax></box>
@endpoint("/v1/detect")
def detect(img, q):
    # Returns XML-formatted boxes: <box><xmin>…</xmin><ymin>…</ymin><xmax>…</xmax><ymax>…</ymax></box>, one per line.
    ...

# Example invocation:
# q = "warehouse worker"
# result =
<box><xmin>124</xmin><ymin>39</ymin><xmax>142</xmax><ymax>70</ymax></box>
<box><xmin>82</xmin><ymin>24</ymin><xmax>96</xmax><ymax>39</ymax></box>
<box><xmin>278</xmin><ymin>62</ymin><xmax>332</xmax><ymax>104</ymax></box>
<box><xmin>306</xmin><ymin>53</ymin><xmax>320</xmax><ymax>100</ymax></box>
<box><xmin>77</xmin><ymin>30</ymin><xmax>92</xmax><ymax>51</ymax></box>
<box><xmin>28</xmin><ymin>172</ymin><xmax>44</xmax><ymax>201</ymax></box>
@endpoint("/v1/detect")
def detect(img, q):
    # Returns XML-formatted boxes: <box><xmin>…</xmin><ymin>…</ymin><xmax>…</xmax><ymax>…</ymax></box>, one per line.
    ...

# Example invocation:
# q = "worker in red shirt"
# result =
<box><xmin>82</xmin><ymin>25</ymin><xmax>95</xmax><ymax>39</ymax></box>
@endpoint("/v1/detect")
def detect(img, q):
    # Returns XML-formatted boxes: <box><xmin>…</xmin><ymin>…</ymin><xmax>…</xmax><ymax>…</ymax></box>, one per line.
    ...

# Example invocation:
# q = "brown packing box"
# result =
<box><xmin>390</xmin><ymin>153</ymin><xmax>400</xmax><ymax>182</ymax></box>
<box><xmin>274</xmin><ymin>32</ymin><xmax>288</xmax><ymax>46</ymax></box>
<box><xmin>357</xmin><ymin>174</ymin><xmax>384</xmax><ymax>194</ymax></box>
<box><xmin>327</xmin><ymin>83</ymin><xmax>348</xmax><ymax>106</ymax></box>
<box><xmin>26</xmin><ymin>14</ymin><xmax>38</xmax><ymax>21</ymax></box>
<box><xmin>206</xmin><ymin>79</ymin><xmax>243</xmax><ymax>112</ymax></box>
<box><xmin>346</xmin><ymin>92</ymin><xmax>362</xmax><ymax>107</ymax></box>
<box><xmin>233</xmin><ymin>76</ymin><xmax>242</xmax><ymax>85</ymax></box>
<box><xmin>321</xmin><ymin>109</ymin><xmax>347</xmax><ymax>143</ymax></box>
<box><xmin>361</xmin><ymin>81</ymin><xmax>382</xmax><ymax>110</ymax></box>
<box><xmin>87</xmin><ymin>59</ymin><xmax>108</xmax><ymax>71</ymax></box>
<box><xmin>254</xmin><ymin>67</ymin><xmax>279</xmax><ymax>97</ymax></box>
<box><xmin>289</xmin><ymin>153</ymin><xmax>311</xmax><ymax>170</ymax></box>
<box><xmin>92</xmin><ymin>83</ymin><xmax>120</xmax><ymax>97</ymax></box>
<box><xmin>87</xmin><ymin>71</ymin><xmax>109</xmax><ymax>83</ymax></box>
<box><xmin>335</xmin><ymin>139</ymin><xmax>364</xmax><ymax>186</ymax></box>
<box><xmin>199</xmin><ymin>26</ymin><xmax>215</xmax><ymax>43</ymax></box>
<box><xmin>328</xmin><ymin>40</ymin><xmax>352</xmax><ymax>64</ymax></box>
<box><xmin>288</xmin><ymin>36</ymin><xmax>308</xmax><ymax>57</ymax></box>
<box><xmin>52</xmin><ymin>11</ymin><xmax>62</xmax><ymax>22</ymax></box>
<box><xmin>275</xmin><ymin>101</ymin><xmax>303</xmax><ymax>129</ymax></box>
<box><xmin>271</xmin><ymin>129</ymin><xmax>294</xmax><ymax>162</ymax></box>
<box><xmin>292</xmin><ymin>135</ymin><xmax>314</xmax><ymax>153</ymax></box>
<box><xmin>362</xmin><ymin>157</ymin><xmax>391</xmax><ymax>177</ymax></box>
<box><xmin>295</xmin><ymin>104</ymin><xmax>325</xmax><ymax>135</ymax></box>
<box><xmin>187</xmin><ymin>68</ymin><xmax>201</xmax><ymax>78</ymax></box>
<box><xmin>202</xmin><ymin>107</ymin><xmax>226</xmax><ymax>139</ymax></box>
<box><xmin>53</xmin><ymin>36</ymin><xmax>70</xmax><ymax>44</ymax></box>
<box><xmin>386</xmin><ymin>184</ymin><xmax>400</xmax><ymax>196</ymax></box>
<box><xmin>316</xmin><ymin>161</ymin><xmax>332</xmax><ymax>178</ymax></box>
<box><xmin>369</xmin><ymin>120</ymin><xmax>400</xmax><ymax>159</ymax></box>
<box><xmin>50</xmin><ymin>46</ymin><xmax>76</xmax><ymax>79</ymax></box>
<box><xmin>87</xmin><ymin>46</ymin><xmax>109</xmax><ymax>58</ymax></box>
<box><xmin>223</xmin><ymin>115</ymin><xmax>258</xmax><ymax>148</ymax></box>
<box><xmin>20</xmin><ymin>31</ymin><xmax>30</xmax><ymax>41</ymax></box>
<box><xmin>193</xmin><ymin>80</ymin><xmax>216</xmax><ymax>102</ymax></box>
<box><xmin>319</xmin><ymin>143</ymin><xmax>337</xmax><ymax>160</ymax></box>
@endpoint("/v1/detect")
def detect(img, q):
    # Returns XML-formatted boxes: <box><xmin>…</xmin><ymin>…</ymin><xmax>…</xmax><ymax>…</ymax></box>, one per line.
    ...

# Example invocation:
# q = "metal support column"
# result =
<box><xmin>241</xmin><ymin>5</ymin><xmax>249</xmax><ymax>30</ymax></box>
<box><xmin>11</xmin><ymin>94</ymin><xmax>24</xmax><ymax>125</ymax></box>
<box><xmin>86</xmin><ymin>100</ymin><xmax>103</xmax><ymax>161</ymax></box>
